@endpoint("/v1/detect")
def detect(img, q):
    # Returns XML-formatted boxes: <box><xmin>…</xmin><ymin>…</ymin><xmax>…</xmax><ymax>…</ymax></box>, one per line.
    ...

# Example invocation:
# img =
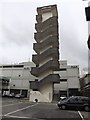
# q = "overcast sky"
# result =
<box><xmin>0</xmin><ymin>0</ymin><xmax>89</xmax><ymax>74</ymax></box>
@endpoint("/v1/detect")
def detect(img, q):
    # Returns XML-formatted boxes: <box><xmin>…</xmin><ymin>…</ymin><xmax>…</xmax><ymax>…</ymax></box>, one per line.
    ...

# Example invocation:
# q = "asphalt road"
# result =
<box><xmin>0</xmin><ymin>98</ymin><xmax>89</xmax><ymax>120</ymax></box>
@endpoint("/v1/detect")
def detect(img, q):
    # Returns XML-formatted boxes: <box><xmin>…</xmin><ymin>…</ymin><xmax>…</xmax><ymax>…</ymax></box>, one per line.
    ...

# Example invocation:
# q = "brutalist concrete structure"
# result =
<box><xmin>30</xmin><ymin>5</ymin><xmax>60</xmax><ymax>102</ymax></box>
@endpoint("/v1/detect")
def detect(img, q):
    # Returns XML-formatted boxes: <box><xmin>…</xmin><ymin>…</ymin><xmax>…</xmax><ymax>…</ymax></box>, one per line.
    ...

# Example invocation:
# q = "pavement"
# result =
<box><xmin>0</xmin><ymin>97</ymin><xmax>89</xmax><ymax>120</ymax></box>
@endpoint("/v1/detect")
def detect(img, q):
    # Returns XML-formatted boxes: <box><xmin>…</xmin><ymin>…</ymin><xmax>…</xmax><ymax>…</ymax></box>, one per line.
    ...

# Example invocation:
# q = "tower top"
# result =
<box><xmin>37</xmin><ymin>4</ymin><xmax>58</xmax><ymax>17</ymax></box>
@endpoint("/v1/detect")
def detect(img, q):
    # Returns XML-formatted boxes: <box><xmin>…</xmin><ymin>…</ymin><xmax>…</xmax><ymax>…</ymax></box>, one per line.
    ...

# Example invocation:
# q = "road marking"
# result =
<box><xmin>2</xmin><ymin>100</ymin><xmax>18</xmax><ymax>103</ymax></box>
<box><xmin>5</xmin><ymin>115</ymin><xmax>45</xmax><ymax>120</ymax></box>
<box><xmin>0</xmin><ymin>100</ymin><xmax>30</xmax><ymax>107</ymax></box>
<box><xmin>4</xmin><ymin>103</ymin><xmax>38</xmax><ymax>116</ymax></box>
<box><xmin>78</xmin><ymin>111</ymin><xmax>84</xmax><ymax>120</ymax></box>
<box><xmin>0</xmin><ymin>101</ymin><xmax>23</xmax><ymax>107</ymax></box>
<box><xmin>68</xmin><ymin>110</ymin><xmax>78</xmax><ymax>114</ymax></box>
<box><xmin>5</xmin><ymin>115</ymin><xmax>30</xmax><ymax>119</ymax></box>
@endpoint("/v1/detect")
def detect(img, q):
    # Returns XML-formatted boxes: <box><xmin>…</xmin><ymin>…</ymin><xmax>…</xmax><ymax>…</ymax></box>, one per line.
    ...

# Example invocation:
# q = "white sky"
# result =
<box><xmin>0</xmin><ymin>0</ymin><xmax>89</xmax><ymax>74</ymax></box>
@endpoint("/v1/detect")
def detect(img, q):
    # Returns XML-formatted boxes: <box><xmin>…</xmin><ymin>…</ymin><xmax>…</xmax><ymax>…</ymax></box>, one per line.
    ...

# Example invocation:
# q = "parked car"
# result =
<box><xmin>57</xmin><ymin>96</ymin><xmax>90</xmax><ymax>112</ymax></box>
<box><xmin>2</xmin><ymin>90</ymin><xmax>10</xmax><ymax>97</ymax></box>
<box><xmin>15</xmin><ymin>94</ymin><xmax>25</xmax><ymax>98</ymax></box>
<box><xmin>60</xmin><ymin>96</ymin><xmax>67</xmax><ymax>101</ymax></box>
<box><xmin>7</xmin><ymin>93</ymin><xmax>15</xmax><ymax>98</ymax></box>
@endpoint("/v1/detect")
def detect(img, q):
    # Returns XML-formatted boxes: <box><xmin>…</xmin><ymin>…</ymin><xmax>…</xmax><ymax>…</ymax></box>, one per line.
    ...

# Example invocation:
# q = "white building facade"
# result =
<box><xmin>54</xmin><ymin>60</ymin><xmax>80</xmax><ymax>100</ymax></box>
<box><xmin>0</xmin><ymin>62</ymin><xmax>36</xmax><ymax>97</ymax></box>
<box><xmin>0</xmin><ymin>61</ymin><xmax>80</xmax><ymax>100</ymax></box>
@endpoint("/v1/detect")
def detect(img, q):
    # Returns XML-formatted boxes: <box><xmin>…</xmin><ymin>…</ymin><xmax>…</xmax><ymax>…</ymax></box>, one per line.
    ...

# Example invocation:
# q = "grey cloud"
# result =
<box><xmin>2</xmin><ymin>23</ymin><xmax>34</xmax><ymax>46</ymax></box>
<box><xmin>0</xmin><ymin>0</ymin><xmax>88</xmax><ymax>73</ymax></box>
<box><xmin>60</xmin><ymin>25</ymin><xmax>88</xmax><ymax>71</ymax></box>
<box><xmin>2</xmin><ymin>2</ymin><xmax>36</xmax><ymax>47</ymax></box>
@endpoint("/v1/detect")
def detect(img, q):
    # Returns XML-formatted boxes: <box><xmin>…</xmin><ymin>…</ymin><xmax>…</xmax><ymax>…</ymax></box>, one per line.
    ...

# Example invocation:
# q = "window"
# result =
<box><xmin>69</xmin><ymin>97</ymin><xmax>78</xmax><ymax>102</ymax></box>
<box><xmin>60</xmin><ymin>68</ymin><xmax>66</xmax><ymax>71</ymax></box>
<box><xmin>13</xmin><ymin>65</ymin><xmax>24</xmax><ymax>68</ymax></box>
<box><xmin>60</xmin><ymin>79</ymin><xmax>67</xmax><ymax>82</ymax></box>
<box><xmin>3</xmin><ymin>66</ymin><xmax>12</xmax><ymax>68</ymax></box>
<box><xmin>80</xmin><ymin>97</ymin><xmax>89</xmax><ymax>102</ymax></box>
<box><xmin>33</xmin><ymin>89</ymin><xmax>38</xmax><ymax>91</ymax></box>
<box><xmin>59</xmin><ymin>90</ymin><xmax>67</xmax><ymax>97</ymax></box>
<box><xmin>2</xmin><ymin>65</ymin><xmax>24</xmax><ymax>68</ymax></box>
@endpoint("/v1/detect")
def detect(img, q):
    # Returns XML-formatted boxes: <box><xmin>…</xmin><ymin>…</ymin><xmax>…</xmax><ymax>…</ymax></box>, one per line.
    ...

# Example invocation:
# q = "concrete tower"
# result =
<box><xmin>30</xmin><ymin>5</ymin><xmax>60</xmax><ymax>102</ymax></box>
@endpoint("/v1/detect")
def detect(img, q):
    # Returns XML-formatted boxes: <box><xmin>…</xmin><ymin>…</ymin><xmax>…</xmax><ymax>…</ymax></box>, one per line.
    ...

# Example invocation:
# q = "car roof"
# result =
<box><xmin>70</xmin><ymin>96</ymin><xmax>89</xmax><ymax>99</ymax></box>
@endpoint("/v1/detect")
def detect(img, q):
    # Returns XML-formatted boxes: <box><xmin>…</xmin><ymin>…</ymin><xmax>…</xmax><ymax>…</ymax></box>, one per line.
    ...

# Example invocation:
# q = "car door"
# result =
<box><xmin>78</xmin><ymin>97</ymin><xmax>89</xmax><ymax>109</ymax></box>
<box><xmin>66</xmin><ymin>97</ymin><xmax>79</xmax><ymax>109</ymax></box>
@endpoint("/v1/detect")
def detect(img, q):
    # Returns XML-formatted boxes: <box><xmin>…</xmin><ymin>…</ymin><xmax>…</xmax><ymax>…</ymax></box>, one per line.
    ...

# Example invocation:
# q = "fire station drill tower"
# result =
<box><xmin>30</xmin><ymin>5</ymin><xmax>60</xmax><ymax>102</ymax></box>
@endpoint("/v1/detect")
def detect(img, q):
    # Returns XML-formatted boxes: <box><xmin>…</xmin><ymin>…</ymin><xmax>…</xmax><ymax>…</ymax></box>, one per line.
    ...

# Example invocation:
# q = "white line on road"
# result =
<box><xmin>0</xmin><ymin>101</ymin><xmax>23</xmax><ymax>107</ymax></box>
<box><xmin>4</xmin><ymin>103</ymin><xmax>38</xmax><ymax>116</ymax></box>
<box><xmin>5</xmin><ymin>115</ymin><xmax>30</xmax><ymax>119</ymax></box>
<box><xmin>78</xmin><ymin>111</ymin><xmax>85</xmax><ymax>120</ymax></box>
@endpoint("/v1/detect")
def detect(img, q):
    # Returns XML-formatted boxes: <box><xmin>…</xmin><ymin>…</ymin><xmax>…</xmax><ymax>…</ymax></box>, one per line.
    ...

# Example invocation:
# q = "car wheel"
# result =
<box><xmin>84</xmin><ymin>106</ymin><xmax>90</xmax><ymax>112</ymax></box>
<box><xmin>61</xmin><ymin>105</ymin><xmax>66</xmax><ymax>110</ymax></box>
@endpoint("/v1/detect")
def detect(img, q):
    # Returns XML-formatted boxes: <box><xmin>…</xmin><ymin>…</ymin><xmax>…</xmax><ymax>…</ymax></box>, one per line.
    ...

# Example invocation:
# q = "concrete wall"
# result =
<box><xmin>0</xmin><ymin>62</ymin><xmax>37</xmax><ymax>93</ymax></box>
<box><xmin>30</xmin><ymin>83</ymin><xmax>53</xmax><ymax>102</ymax></box>
<box><xmin>68</xmin><ymin>77</ymin><xmax>79</xmax><ymax>88</ymax></box>
<box><xmin>30</xmin><ymin>91</ymin><xmax>50</xmax><ymax>102</ymax></box>
<box><xmin>10</xmin><ymin>79</ymin><xmax>29</xmax><ymax>90</ymax></box>
<box><xmin>30</xmin><ymin>5</ymin><xmax>59</xmax><ymax>102</ymax></box>
<box><xmin>59</xmin><ymin>71</ymin><xmax>67</xmax><ymax>79</ymax></box>
<box><xmin>60</xmin><ymin>60</ymin><xmax>67</xmax><ymax>68</ymax></box>
<box><xmin>40</xmin><ymin>83</ymin><xmax>53</xmax><ymax>102</ymax></box>
<box><xmin>42</xmin><ymin>12</ymin><xmax>53</xmax><ymax>22</ymax></box>
<box><xmin>0</xmin><ymin>60</ymin><xmax>80</xmax><ymax>98</ymax></box>
<box><xmin>54</xmin><ymin>61</ymin><xmax>80</xmax><ymax>97</ymax></box>
<box><xmin>67</xmin><ymin>66</ymin><xmax>80</xmax><ymax>89</ymax></box>
<box><xmin>2</xmin><ymin>69</ymin><xmax>23</xmax><ymax>78</ymax></box>
<box><xmin>67</xmin><ymin>66</ymin><xmax>79</xmax><ymax>77</ymax></box>
<box><xmin>54</xmin><ymin>82</ymin><xmax>67</xmax><ymax>91</ymax></box>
